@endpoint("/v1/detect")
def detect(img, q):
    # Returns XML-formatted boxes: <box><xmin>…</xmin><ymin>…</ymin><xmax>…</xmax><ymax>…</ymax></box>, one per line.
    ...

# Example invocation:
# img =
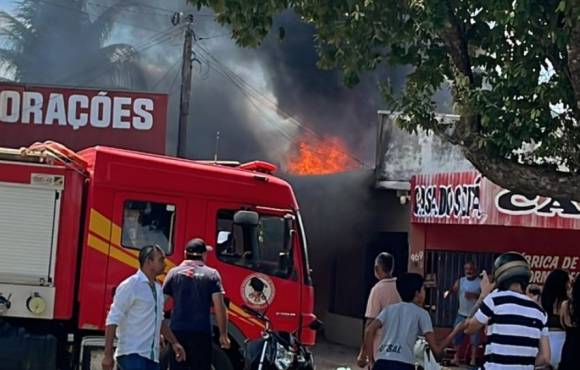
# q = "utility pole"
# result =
<box><xmin>176</xmin><ymin>14</ymin><xmax>194</xmax><ymax>158</ymax></box>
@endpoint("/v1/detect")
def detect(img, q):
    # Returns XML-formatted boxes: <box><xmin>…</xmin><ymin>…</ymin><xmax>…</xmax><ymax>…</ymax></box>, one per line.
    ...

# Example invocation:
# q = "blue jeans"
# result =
<box><xmin>116</xmin><ymin>354</ymin><xmax>160</xmax><ymax>370</ymax></box>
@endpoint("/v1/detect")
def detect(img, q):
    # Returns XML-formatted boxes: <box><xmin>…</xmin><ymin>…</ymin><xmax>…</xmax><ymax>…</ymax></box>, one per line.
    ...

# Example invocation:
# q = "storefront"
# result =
<box><xmin>409</xmin><ymin>171</ymin><xmax>580</xmax><ymax>326</ymax></box>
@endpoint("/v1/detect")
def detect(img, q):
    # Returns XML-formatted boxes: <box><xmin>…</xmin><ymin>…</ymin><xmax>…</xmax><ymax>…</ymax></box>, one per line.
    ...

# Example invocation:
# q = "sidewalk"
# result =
<box><xmin>311</xmin><ymin>337</ymin><xmax>358</xmax><ymax>370</ymax></box>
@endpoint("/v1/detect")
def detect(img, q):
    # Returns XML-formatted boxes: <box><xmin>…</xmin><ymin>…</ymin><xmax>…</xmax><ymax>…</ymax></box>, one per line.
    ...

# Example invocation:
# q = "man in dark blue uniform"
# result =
<box><xmin>163</xmin><ymin>238</ymin><xmax>230</xmax><ymax>370</ymax></box>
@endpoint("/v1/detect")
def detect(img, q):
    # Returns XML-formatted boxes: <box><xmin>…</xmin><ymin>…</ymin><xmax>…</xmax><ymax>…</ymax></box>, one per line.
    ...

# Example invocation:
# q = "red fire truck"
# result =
<box><xmin>0</xmin><ymin>142</ymin><xmax>316</xmax><ymax>370</ymax></box>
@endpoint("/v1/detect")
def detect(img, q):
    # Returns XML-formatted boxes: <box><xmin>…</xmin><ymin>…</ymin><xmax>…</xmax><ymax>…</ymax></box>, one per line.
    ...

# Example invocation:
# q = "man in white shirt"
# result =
<box><xmin>102</xmin><ymin>244</ymin><xmax>186</xmax><ymax>370</ymax></box>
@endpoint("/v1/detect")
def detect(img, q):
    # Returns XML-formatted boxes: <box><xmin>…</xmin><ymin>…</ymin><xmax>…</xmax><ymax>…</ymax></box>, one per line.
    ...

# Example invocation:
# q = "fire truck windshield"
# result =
<box><xmin>216</xmin><ymin>210</ymin><xmax>293</xmax><ymax>278</ymax></box>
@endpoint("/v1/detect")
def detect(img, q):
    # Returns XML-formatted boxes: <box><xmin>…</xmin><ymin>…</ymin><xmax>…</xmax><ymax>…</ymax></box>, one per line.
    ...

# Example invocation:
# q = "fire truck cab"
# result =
<box><xmin>0</xmin><ymin>142</ymin><xmax>316</xmax><ymax>370</ymax></box>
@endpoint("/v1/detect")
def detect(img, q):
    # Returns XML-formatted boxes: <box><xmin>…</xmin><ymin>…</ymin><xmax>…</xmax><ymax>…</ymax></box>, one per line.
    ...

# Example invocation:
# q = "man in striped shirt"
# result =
<box><xmin>465</xmin><ymin>252</ymin><xmax>551</xmax><ymax>370</ymax></box>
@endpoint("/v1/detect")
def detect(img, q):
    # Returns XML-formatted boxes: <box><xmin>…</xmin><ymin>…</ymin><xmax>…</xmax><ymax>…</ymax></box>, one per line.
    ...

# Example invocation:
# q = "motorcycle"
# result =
<box><xmin>241</xmin><ymin>305</ymin><xmax>320</xmax><ymax>370</ymax></box>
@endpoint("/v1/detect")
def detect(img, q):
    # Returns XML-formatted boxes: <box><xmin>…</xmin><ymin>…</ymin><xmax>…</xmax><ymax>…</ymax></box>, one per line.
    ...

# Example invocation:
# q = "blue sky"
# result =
<box><xmin>0</xmin><ymin>1</ymin><xmax>17</xmax><ymax>13</ymax></box>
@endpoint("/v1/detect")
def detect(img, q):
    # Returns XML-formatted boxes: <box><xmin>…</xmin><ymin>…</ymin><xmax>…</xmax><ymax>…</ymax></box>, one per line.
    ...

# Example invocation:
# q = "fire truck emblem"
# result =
<box><xmin>240</xmin><ymin>274</ymin><xmax>275</xmax><ymax>309</ymax></box>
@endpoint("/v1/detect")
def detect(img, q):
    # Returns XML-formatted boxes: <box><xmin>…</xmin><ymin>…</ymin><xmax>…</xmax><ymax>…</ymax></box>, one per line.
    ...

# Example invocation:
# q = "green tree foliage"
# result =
<box><xmin>190</xmin><ymin>0</ymin><xmax>580</xmax><ymax>199</ymax></box>
<box><xmin>0</xmin><ymin>0</ymin><xmax>146</xmax><ymax>89</ymax></box>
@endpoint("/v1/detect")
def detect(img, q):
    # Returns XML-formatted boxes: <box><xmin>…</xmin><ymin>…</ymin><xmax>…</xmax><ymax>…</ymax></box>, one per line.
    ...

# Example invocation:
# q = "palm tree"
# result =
<box><xmin>0</xmin><ymin>0</ymin><xmax>147</xmax><ymax>89</ymax></box>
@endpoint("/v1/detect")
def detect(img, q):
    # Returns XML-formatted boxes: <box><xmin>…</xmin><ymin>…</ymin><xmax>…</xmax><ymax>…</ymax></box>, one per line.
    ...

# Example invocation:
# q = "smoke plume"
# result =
<box><xmin>0</xmin><ymin>0</ymin><xmax>405</xmax><ymax>166</ymax></box>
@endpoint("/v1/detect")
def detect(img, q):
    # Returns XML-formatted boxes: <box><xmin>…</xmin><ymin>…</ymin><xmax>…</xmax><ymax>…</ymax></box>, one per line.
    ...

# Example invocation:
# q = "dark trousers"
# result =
<box><xmin>117</xmin><ymin>354</ymin><xmax>160</xmax><ymax>370</ymax></box>
<box><xmin>372</xmin><ymin>359</ymin><xmax>415</xmax><ymax>370</ymax></box>
<box><xmin>171</xmin><ymin>331</ymin><xmax>212</xmax><ymax>370</ymax></box>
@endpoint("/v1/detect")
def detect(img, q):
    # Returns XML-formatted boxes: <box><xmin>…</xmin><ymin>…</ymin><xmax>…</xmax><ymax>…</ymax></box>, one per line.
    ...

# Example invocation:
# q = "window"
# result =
<box><xmin>425</xmin><ymin>251</ymin><xmax>496</xmax><ymax>326</ymax></box>
<box><xmin>121</xmin><ymin>200</ymin><xmax>176</xmax><ymax>255</ymax></box>
<box><xmin>216</xmin><ymin>210</ymin><xmax>293</xmax><ymax>278</ymax></box>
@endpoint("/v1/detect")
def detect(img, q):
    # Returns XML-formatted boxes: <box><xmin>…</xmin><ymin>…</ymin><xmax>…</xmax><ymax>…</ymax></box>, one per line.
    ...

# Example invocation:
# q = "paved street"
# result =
<box><xmin>312</xmin><ymin>338</ymin><xmax>358</xmax><ymax>370</ymax></box>
<box><xmin>310</xmin><ymin>337</ymin><xmax>474</xmax><ymax>370</ymax></box>
<box><xmin>311</xmin><ymin>337</ymin><xmax>357</xmax><ymax>370</ymax></box>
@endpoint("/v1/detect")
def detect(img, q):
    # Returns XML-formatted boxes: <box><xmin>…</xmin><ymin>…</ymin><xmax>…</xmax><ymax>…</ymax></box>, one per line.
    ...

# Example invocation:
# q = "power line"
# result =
<box><xmin>194</xmin><ymin>44</ymin><xmax>368</xmax><ymax>167</ymax></box>
<box><xmin>15</xmin><ymin>26</ymin><xmax>184</xmax><ymax>119</ymax></box>
<box><xmin>184</xmin><ymin>48</ymin><xmax>298</xmax><ymax>146</ymax></box>
<box><xmin>194</xmin><ymin>48</ymin><xmax>318</xmax><ymax>145</ymax></box>
<box><xmin>194</xmin><ymin>48</ymin><xmax>365</xmax><ymax>167</ymax></box>
<box><xmin>52</xmin><ymin>25</ymin><xmax>183</xmax><ymax>85</ymax></box>
<box><xmin>31</xmin><ymin>0</ymin><xmax>179</xmax><ymax>32</ymax></box>
<box><xmin>115</xmin><ymin>0</ymin><xmax>215</xmax><ymax>17</ymax></box>
<box><xmin>168</xmin><ymin>61</ymin><xmax>182</xmax><ymax>92</ymax></box>
<box><xmin>151</xmin><ymin>58</ymin><xmax>181</xmax><ymax>90</ymax></box>
<box><xmin>83</xmin><ymin>0</ymin><xmax>176</xmax><ymax>17</ymax></box>
<box><xmin>83</xmin><ymin>30</ymin><xmax>182</xmax><ymax>87</ymax></box>
<box><xmin>75</xmin><ymin>0</ymin><xmax>216</xmax><ymax>18</ymax></box>
<box><xmin>198</xmin><ymin>33</ymin><xmax>232</xmax><ymax>41</ymax></box>
<box><xmin>199</xmin><ymin>59</ymin><xmax>298</xmax><ymax>145</ymax></box>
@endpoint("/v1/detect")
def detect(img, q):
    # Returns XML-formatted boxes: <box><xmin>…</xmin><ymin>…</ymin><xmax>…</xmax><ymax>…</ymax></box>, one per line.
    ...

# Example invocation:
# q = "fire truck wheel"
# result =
<box><xmin>212</xmin><ymin>344</ymin><xmax>234</xmax><ymax>370</ymax></box>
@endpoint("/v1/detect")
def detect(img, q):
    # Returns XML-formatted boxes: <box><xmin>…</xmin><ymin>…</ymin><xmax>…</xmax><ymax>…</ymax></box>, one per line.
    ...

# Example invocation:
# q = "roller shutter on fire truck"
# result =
<box><xmin>0</xmin><ymin>180</ymin><xmax>62</xmax><ymax>319</ymax></box>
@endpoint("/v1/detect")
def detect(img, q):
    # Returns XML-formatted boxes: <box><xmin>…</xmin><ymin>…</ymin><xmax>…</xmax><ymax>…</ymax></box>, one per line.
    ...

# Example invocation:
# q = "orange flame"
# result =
<box><xmin>286</xmin><ymin>136</ymin><xmax>358</xmax><ymax>175</ymax></box>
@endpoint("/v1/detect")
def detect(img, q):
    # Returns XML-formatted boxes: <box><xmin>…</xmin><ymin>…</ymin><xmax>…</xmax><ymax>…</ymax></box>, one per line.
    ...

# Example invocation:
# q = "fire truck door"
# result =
<box><xmin>207</xmin><ymin>202</ymin><xmax>301</xmax><ymax>334</ymax></box>
<box><xmin>103</xmin><ymin>192</ymin><xmax>186</xmax><ymax>319</ymax></box>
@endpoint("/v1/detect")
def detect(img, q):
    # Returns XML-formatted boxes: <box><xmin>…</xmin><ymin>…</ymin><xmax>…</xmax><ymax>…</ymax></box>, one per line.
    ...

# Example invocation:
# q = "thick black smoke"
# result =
<box><xmin>1</xmin><ymin>0</ymin><xmax>405</xmax><ymax>165</ymax></box>
<box><xmin>0</xmin><ymin>0</ymin><xmax>434</xmax><ymax>321</ymax></box>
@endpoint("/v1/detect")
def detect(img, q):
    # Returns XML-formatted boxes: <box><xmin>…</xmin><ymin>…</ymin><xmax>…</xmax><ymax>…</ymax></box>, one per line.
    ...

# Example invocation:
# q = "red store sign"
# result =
<box><xmin>411</xmin><ymin>171</ymin><xmax>580</xmax><ymax>284</ymax></box>
<box><xmin>412</xmin><ymin>171</ymin><xmax>580</xmax><ymax>230</ymax></box>
<box><xmin>0</xmin><ymin>82</ymin><xmax>168</xmax><ymax>154</ymax></box>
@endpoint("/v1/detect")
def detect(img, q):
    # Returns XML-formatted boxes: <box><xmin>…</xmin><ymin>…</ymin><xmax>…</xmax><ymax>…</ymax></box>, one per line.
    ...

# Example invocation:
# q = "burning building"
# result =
<box><xmin>0</xmin><ymin>0</ymin><xmax>417</xmax><ymax>349</ymax></box>
<box><xmin>286</xmin><ymin>135</ymin><xmax>361</xmax><ymax>175</ymax></box>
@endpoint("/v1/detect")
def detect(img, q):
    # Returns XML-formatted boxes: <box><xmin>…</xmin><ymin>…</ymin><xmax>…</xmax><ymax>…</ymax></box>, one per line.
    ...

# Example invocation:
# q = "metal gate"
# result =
<box><xmin>425</xmin><ymin>250</ymin><xmax>497</xmax><ymax>326</ymax></box>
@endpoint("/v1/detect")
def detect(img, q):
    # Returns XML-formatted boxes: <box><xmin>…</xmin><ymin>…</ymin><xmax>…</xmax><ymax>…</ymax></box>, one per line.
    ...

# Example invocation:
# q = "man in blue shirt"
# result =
<box><xmin>163</xmin><ymin>238</ymin><xmax>230</xmax><ymax>370</ymax></box>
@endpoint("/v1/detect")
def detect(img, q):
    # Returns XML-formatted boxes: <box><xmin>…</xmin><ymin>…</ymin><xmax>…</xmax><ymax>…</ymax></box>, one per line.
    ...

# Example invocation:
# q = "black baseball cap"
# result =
<box><xmin>185</xmin><ymin>238</ymin><xmax>213</xmax><ymax>255</ymax></box>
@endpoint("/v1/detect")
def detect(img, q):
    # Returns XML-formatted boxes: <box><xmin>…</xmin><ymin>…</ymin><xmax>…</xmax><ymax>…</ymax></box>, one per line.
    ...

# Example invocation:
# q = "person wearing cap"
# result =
<box><xmin>102</xmin><ymin>244</ymin><xmax>186</xmax><ymax>370</ymax></box>
<box><xmin>163</xmin><ymin>238</ymin><xmax>230</xmax><ymax>370</ymax></box>
<box><xmin>464</xmin><ymin>252</ymin><xmax>551</xmax><ymax>370</ymax></box>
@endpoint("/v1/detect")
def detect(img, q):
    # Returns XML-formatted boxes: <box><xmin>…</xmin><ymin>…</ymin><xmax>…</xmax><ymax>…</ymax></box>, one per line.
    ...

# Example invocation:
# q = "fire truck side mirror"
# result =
<box><xmin>308</xmin><ymin>318</ymin><xmax>323</xmax><ymax>332</ymax></box>
<box><xmin>233</xmin><ymin>210</ymin><xmax>259</xmax><ymax>227</ymax></box>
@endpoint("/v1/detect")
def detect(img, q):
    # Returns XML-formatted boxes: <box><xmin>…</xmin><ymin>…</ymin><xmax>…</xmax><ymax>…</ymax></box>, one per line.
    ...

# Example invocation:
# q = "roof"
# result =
<box><xmin>78</xmin><ymin>146</ymin><xmax>297</xmax><ymax>210</ymax></box>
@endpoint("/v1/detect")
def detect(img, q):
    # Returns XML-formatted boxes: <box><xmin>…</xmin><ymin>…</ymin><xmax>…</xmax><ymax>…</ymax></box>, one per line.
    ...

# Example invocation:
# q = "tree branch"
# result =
<box><xmin>437</xmin><ymin>0</ymin><xmax>482</xmax><ymax>140</ymax></box>
<box><xmin>463</xmin><ymin>139</ymin><xmax>580</xmax><ymax>201</ymax></box>
<box><xmin>568</xmin><ymin>12</ymin><xmax>580</xmax><ymax>112</ymax></box>
<box><xmin>434</xmin><ymin>2</ymin><xmax>580</xmax><ymax>200</ymax></box>
<box><xmin>440</xmin><ymin>0</ymin><xmax>474</xmax><ymax>85</ymax></box>
<box><xmin>446</xmin><ymin>115</ymin><xmax>580</xmax><ymax>200</ymax></box>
